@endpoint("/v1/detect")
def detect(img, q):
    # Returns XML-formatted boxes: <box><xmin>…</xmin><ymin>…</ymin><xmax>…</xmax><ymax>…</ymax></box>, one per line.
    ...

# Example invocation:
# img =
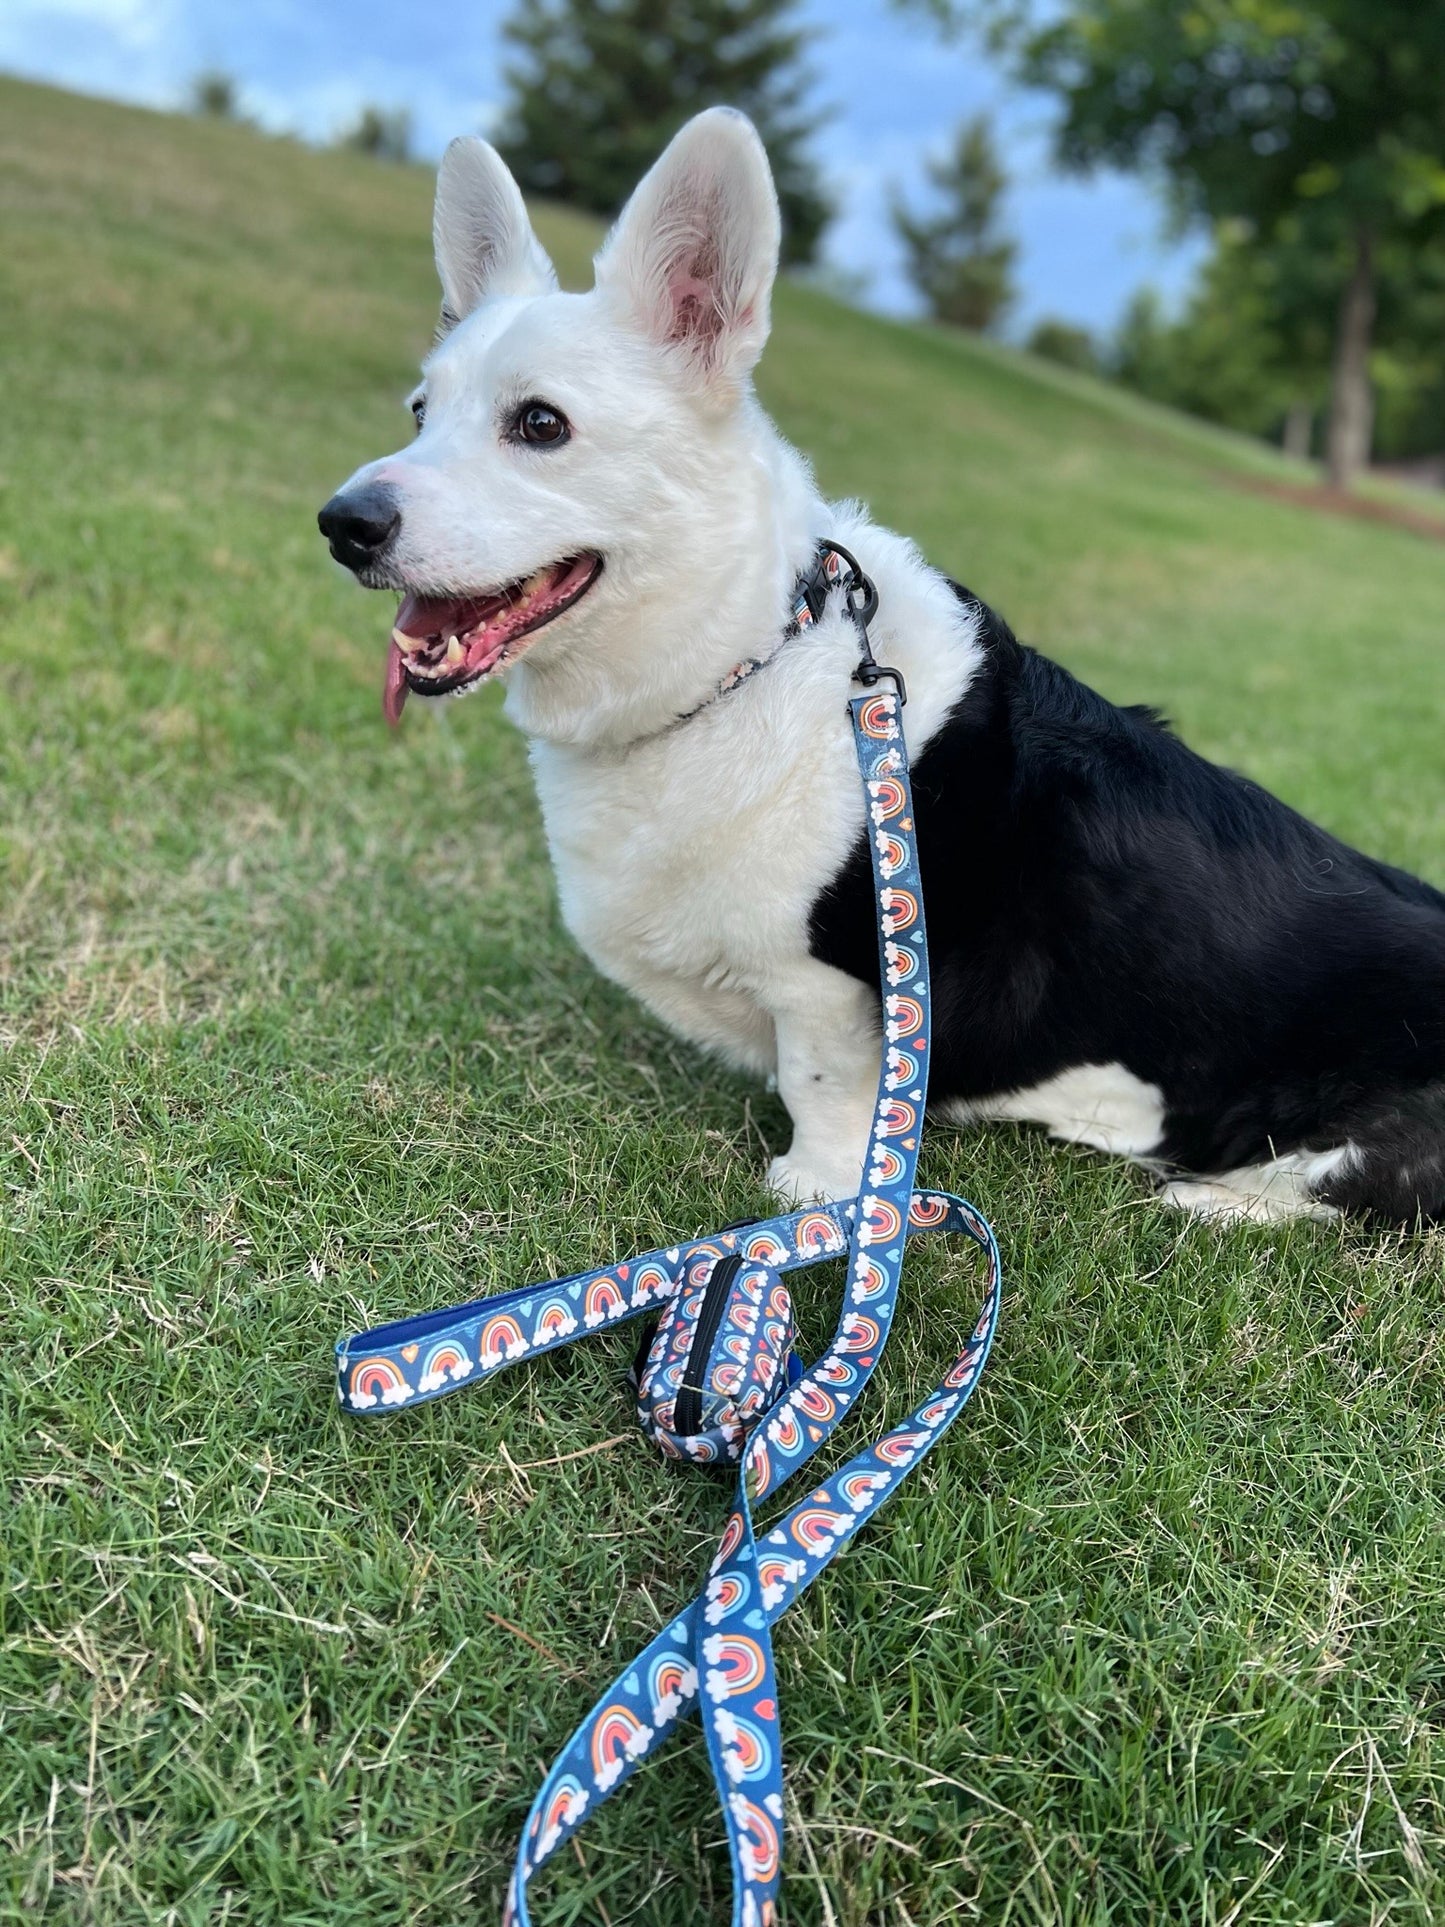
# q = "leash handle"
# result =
<box><xmin>502</xmin><ymin>1193</ymin><xmax>1000</xmax><ymax>1922</ymax></box>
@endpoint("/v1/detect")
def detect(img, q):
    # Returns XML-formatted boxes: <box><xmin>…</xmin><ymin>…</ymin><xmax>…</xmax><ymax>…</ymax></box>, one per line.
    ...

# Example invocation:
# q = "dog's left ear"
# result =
<box><xmin>595</xmin><ymin>108</ymin><xmax>781</xmax><ymax>392</ymax></box>
<box><xmin>433</xmin><ymin>137</ymin><xmax>556</xmax><ymax>326</ymax></box>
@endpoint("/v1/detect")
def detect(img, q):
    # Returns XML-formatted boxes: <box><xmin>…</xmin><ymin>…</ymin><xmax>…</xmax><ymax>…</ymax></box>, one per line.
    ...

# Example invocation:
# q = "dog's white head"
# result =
<box><xmin>319</xmin><ymin>108</ymin><xmax>811</xmax><ymax>746</ymax></box>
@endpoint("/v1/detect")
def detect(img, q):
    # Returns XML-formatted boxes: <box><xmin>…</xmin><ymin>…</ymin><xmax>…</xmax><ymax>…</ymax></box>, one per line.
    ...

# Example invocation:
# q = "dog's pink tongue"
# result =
<box><xmin>384</xmin><ymin>592</ymin><xmax>486</xmax><ymax>726</ymax></box>
<box><xmin>394</xmin><ymin>591</ymin><xmax>482</xmax><ymax>640</ymax></box>
<box><xmin>383</xmin><ymin>637</ymin><xmax>409</xmax><ymax>727</ymax></box>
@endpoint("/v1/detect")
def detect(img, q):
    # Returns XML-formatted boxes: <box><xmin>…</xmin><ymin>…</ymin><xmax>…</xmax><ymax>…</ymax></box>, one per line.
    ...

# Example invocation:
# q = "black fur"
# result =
<box><xmin>809</xmin><ymin>586</ymin><xmax>1445</xmax><ymax>1224</ymax></box>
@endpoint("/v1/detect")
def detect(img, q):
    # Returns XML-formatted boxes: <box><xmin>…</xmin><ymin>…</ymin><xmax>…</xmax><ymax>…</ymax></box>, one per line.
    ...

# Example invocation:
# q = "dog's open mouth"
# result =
<box><xmin>383</xmin><ymin>553</ymin><xmax>602</xmax><ymax>724</ymax></box>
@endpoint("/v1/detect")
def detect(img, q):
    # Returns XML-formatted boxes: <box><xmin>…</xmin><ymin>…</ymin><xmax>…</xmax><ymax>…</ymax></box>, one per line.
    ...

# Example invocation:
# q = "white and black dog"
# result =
<box><xmin>319</xmin><ymin>109</ymin><xmax>1445</xmax><ymax>1226</ymax></box>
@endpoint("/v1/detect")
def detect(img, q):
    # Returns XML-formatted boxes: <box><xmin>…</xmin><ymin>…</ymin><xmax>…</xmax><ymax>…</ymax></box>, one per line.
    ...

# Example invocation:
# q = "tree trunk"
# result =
<box><xmin>1326</xmin><ymin>225</ymin><xmax>1375</xmax><ymax>491</ymax></box>
<box><xmin>1282</xmin><ymin>400</ymin><xmax>1313</xmax><ymax>463</ymax></box>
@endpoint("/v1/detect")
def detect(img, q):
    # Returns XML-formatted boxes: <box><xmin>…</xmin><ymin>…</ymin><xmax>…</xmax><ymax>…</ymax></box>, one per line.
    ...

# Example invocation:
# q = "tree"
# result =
<box><xmin>495</xmin><ymin>0</ymin><xmax>829</xmax><ymax>266</ymax></box>
<box><xmin>190</xmin><ymin>72</ymin><xmax>240</xmax><ymax>121</ymax></box>
<box><xmin>1111</xmin><ymin>221</ymin><xmax>1333</xmax><ymax>448</ymax></box>
<box><xmin>340</xmin><ymin>106</ymin><xmax>412</xmax><ymax>164</ymax></box>
<box><xmin>1108</xmin><ymin>215</ymin><xmax>1445</xmax><ymax>466</ymax></box>
<box><xmin>916</xmin><ymin>2</ymin><xmax>1445</xmax><ymax>489</ymax></box>
<box><xmin>892</xmin><ymin>115</ymin><xmax>1016</xmax><ymax>332</ymax></box>
<box><xmin>1026</xmin><ymin>317</ymin><xmax>1097</xmax><ymax>373</ymax></box>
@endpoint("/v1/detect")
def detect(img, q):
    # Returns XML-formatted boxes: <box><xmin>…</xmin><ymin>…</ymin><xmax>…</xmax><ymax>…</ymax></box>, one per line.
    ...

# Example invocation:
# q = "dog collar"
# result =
<box><xmin>671</xmin><ymin>541</ymin><xmax>898</xmax><ymax>731</ymax></box>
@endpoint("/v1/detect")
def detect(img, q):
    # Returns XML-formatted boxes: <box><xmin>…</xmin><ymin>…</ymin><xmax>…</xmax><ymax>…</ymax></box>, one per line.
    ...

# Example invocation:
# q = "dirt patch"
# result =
<box><xmin>1228</xmin><ymin>473</ymin><xmax>1445</xmax><ymax>544</ymax></box>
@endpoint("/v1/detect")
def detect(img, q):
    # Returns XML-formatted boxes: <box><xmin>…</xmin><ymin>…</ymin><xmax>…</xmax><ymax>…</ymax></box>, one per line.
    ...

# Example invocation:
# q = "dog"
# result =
<box><xmin>318</xmin><ymin>109</ymin><xmax>1445</xmax><ymax>1226</ymax></box>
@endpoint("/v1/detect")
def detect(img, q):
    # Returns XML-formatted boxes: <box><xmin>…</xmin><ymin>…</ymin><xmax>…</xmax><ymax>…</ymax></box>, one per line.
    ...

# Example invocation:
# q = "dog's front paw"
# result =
<box><xmin>766</xmin><ymin>1155</ymin><xmax>860</xmax><ymax>1207</ymax></box>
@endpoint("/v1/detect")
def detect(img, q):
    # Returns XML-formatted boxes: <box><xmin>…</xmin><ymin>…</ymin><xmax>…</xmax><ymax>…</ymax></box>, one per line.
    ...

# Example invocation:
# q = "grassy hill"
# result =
<box><xmin>2</xmin><ymin>75</ymin><xmax>1443</xmax><ymax>1927</ymax></box>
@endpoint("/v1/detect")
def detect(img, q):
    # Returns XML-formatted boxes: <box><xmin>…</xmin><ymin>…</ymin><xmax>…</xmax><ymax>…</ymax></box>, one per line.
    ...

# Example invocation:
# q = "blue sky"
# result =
<box><xmin>0</xmin><ymin>0</ymin><xmax>1205</xmax><ymax>336</ymax></box>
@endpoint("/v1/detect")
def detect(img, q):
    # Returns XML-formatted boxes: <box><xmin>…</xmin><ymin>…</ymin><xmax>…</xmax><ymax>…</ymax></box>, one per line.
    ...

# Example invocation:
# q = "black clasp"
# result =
<box><xmin>825</xmin><ymin>541</ymin><xmax>906</xmax><ymax>706</ymax></box>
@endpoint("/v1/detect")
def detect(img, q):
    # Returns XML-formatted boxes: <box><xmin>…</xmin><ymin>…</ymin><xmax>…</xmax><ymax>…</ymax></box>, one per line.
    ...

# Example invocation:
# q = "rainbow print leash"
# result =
<box><xmin>335</xmin><ymin>551</ymin><xmax>1002</xmax><ymax>1926</ymax></box>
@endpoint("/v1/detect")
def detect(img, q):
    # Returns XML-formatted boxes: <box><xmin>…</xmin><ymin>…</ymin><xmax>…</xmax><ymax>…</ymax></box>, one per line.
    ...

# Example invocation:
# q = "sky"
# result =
<box><xmin>0</xmin><ymin>0</ymin><xmax>1207</xmax><ymax>337</ymax></box>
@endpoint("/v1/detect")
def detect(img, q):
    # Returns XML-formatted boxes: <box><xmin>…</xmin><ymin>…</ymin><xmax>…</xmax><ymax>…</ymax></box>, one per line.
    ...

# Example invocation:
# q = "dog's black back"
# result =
<box><xmin>810</xmin><ymin>587</ymin><xmax>1445</xmax><ymax>1223</ymax></box>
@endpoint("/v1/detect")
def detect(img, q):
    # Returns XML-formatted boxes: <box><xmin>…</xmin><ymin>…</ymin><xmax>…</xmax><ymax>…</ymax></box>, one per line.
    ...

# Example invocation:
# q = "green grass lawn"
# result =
<box><xmin>3</xmin><ymin>76</ymin><xmax>1444</xmax><ymax>1927</ymax></box>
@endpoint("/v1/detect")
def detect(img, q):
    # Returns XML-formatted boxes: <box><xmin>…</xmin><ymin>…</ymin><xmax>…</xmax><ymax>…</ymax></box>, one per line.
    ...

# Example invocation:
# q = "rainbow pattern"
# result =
<box><xmin>535</xmin><ymin>1772</ymin><xmax>587</xmax><ymax>1855</ymax></box>
<box><xmin>702</xmin><ymin>1633</ymin><xmax>767</xmax><ymax>1699</ymax></box>
<box><xmin>869</xmin><ymin>773</ymin><xmax>907</xmax><ymax>819</ymax></box>
<box><xmin>533</xmin><ymin>1297</ymin><xmax>578</xmax><ymax>1340</ymax></box>
<box><xmin>868</xmin><ymin>1146</ymin><xmax>905</xmax><ymax>1186</ymax></box>
<box><xmin>713</xmin><ymin>1509</ymin><xmax>746</xmax><ymax>1568</ymax></box>
<box><xmin>885</xmin><ymin>992</ymin><xmax>924</xmax><ymax>1038</ymax></box>
<box><xmin>346</xmin><ymin>612</ymin><xmax>1006</xmax><ymax>1927</ymax></box>
<box><xmin>349</xmin><ymin>1356</ymin><xmax>411</xmax><ymax>1408</ymax></box>
<box><xmin>884</xmin><ymin>939</ymin><xmax>918</xmax><ymax>983</ymax></box>
<box><xmin>793</xmin><ymin>1211</ymin><xmax>840</xmax><ymax>1256</ymax></box>
<box><xmin>767</xmin><ymin>1405</ymin><xmax>802</xmax><ymax>1452</ymax></box>
<box><xmin>842</xmin><ymin>1312</ymin><xmax>883</xmax><ymax>1354</ymax></box>
<box><xmin>861</xmin><ymin>1196</ymin><xmax>904</xmax><ymax>1245</ymax></box>
<box><xmin>841</xmin><ymin>1469</ymin><xmax>890</xmax><ymax>1510</ymax></box>
<box><xmin>717</xmin><ymin>1710</ymin><xmax>774</xmax><ymax>1782</ymax></box>
<box><xmin>874</xmin><ymin>830</ymin><xmax>907</xmax><ymax>876</ymax></box>
<box><xmin>881</xmin><ymin>886</ymin><xmax>920</xmax><ymax>936</ymax></box>
<box><xmin>796</xmin><ymin>1382</ymin><xmax>837</xmax><ymax>1423</ymax></box>
<box><xmin>733</xmin><ymin>1796</ymin><xmax>782</xmax><ymax>1885</ymax></box>
<box><xmin>583</xmin><ymin>1274</ymin><xmax>627</xmax><ymax>1328</ymax></box>
<box><xmin>591</xmin><ymin>1704</ymin><xmax>651</xmax><ymax>1789</ymax></box>
<box><xmin>886</xmin><ymin>1048</ymin><xmax>920</xmax><ymax>1090</ymax></box>
<box><xmin>908</xmin><ymin>1192</ymin><xmax>950</xmax><ymax>1226</ymax></box>
<box><xmin>419</xmin><ymin>1341</ymin><xmax>472</xmax><ymax>1392</ymax></box>
<box><xmin>858</xmin><ymin>693</ymin><xmax>899</xmax><ymax>739</ymax></box>
<box><xmin>745</xmin><ymin>1232</ymin><xmax>791</xmax><ymax>1264</ymax></box>
<box><xmin>648</xmin><ymin>1653</ymin><xmax>695</xmax><ymax>1721</ymax></box>
<box><xmin>789</xmin><ymin>1506</ymin><xmax>850</xmax><ymax>1552</ymax></box>
<box><xmin>478</xmin><ymin>1312</ymin><xmax>528</xmax><ymax>1364</ymax></box>
<box><xmin>629</xmin><ymin>1260</ymin><xmax>672</xmax><ymax>1304</ymax></box>
<box><xmin>704</xmin><ymin>1572</ymin><xmax>750</xmax><ymax>1624</ymax></box>
<box><xmin>877</xmin><ymin>1098</ymin><xmax>917</xmax><ymax>1139</ymax></box>
<box><xmin>851</xmin><ymin>1253</ymin><xmax>889</xmax><ymax>1299</ymax></box>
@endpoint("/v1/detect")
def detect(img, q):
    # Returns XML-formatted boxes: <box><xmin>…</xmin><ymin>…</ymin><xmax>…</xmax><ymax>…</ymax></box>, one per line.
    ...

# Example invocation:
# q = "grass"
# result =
<box><xmin>2</xmin><ymin>74</ymin><xmax>1444</xmax><ymax>1927</ymax></box>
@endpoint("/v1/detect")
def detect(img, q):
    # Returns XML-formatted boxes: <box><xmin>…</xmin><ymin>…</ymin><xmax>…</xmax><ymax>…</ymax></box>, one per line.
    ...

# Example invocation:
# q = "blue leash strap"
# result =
<box><xmin>504</xmin><ymin>1195</ymin><xmax>998</xmax><ymax>1920</ymax></box>
<box><xmin>335</xmin><ymin>554</ymin><xmax>1003</xmax><ymax>1924</ymax></box>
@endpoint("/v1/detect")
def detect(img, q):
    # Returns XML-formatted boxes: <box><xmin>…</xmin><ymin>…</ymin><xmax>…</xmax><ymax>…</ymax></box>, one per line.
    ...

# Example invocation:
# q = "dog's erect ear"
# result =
<box><xmin>595</xmin><ymin>108</ymin><xmax>781</xmax><ymax>390</ymax></box>
<box><xmin>433</xmin><ymin>137</ymin><xmax>556</xmax><ymax>326</ymax></box>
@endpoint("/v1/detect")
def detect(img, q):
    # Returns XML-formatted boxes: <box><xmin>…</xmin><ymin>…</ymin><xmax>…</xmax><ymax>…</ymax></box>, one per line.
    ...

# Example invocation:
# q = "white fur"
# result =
<box><xmin>947</xmin><ymin>1063</ymin><xmax>1168</xmax><ymax>1158</ymax></box>
<box><xmin>335</xmin><ymin>112</ymin><xmax>1344</xmax><ymax>1223</ymax></box>
<box><xmin>1160</xmin><ymin>1146</ymin><xmax>1356</xmax><ymax>1224</ymax></box>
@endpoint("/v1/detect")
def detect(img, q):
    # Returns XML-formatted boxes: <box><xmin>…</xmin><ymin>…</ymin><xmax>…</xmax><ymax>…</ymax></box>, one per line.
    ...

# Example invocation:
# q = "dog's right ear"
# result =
<box><xmin>433</xmin><ymin>137</ymin><xmax>556</xmax><ymax>327</ymax></box>
<box><xmin>595</xmin><ymin>108</ymin><xmax>781</xmax><ymax>393</ymax></box>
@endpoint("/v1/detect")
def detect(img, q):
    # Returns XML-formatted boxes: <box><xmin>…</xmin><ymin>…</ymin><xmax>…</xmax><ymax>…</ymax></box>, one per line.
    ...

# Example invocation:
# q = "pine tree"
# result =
<box><xmin>892</xmin><ymin>116</ymin><xmax>1016</xmax><ymax>332</ymax></box>
<box><xmin>495</xmin><ymin>0</ymin><xmax>829</xmax><ymax>266</ymax></box>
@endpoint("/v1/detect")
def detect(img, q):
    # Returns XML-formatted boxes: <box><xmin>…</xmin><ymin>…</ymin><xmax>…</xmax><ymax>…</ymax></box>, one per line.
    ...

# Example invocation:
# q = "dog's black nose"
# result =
<box><xmin>317</xmin><ymin>483</ymin><xmax>401</xmax><ymax>572</ymax></box>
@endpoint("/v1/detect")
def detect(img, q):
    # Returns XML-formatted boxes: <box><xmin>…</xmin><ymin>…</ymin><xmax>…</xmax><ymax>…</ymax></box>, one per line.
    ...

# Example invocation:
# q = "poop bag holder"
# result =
<box><xmin>633</xmin><ymin>1252</ymin><xmax>803</xmax><ymax>1463</ymax></box>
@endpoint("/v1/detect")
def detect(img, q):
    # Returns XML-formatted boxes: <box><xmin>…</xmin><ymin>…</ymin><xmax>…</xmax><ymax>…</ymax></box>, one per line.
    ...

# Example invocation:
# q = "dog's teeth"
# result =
<box><xmin>445</xmin><ymin>637</ymin><xmax>465</xmax><ymax>666</ymax></box>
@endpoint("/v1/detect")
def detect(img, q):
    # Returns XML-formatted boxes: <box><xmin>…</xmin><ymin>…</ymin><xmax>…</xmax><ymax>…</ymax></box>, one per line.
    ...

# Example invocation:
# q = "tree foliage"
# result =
<box><xmin>1111</xmin><ymin>218</ymin><xmax>1445</xmax><ymax>463</ymax></box>
<box><xmin>495</xmin><ymin>0</ymin><xmax>829</xmax><ymax>266</ymax></box>
<box><xmin>892</xmin><ymin>115</ymin><xmax>1017</xmax><ymax>332</ymax></box>
<box><xmin>190</xmin><ymin>72</ymin><xmax>241</xmax><ymax>121</ymax></box>
<box><xmin>914</xmin><ymin>1</ymin><xmax>1445</xmax><ymax>484</ymax></box>
<box><xmin>1027</xmin><ymin>317</ymin><xmax>1098</xmax><ymax>373</ymax></box>
<box><xmin>339</xmin><ymin>107</ymin><xmax>412</xmax><ymax>164</ymax></box>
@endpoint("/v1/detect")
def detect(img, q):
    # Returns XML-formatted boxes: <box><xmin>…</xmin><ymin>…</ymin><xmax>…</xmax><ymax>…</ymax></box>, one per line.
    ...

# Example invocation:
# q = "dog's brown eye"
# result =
<box><xmin>516</xmin><ymin>402</ymin><xmax>569</xmax><ymax>447</ymax></box>
<box><xmin>411</xmin><ymin>395</ymin><xmax>426</xmax><ymax>433</ymax></box>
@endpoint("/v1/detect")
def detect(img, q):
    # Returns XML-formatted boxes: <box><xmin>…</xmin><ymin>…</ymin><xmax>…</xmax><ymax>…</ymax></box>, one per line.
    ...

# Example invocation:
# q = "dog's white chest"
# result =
<box><xmin>528</xmin><ymin>681</ymin><xmax>861</xmax><ymax>998</ymax></box>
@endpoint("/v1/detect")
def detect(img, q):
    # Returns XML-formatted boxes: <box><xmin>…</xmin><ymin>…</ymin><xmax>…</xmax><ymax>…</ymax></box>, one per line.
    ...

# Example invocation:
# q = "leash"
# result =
<box><xmin>335</xmin><ymin>544</ymin><xmax>1002</xmax><ymax>1925</ymax></box>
